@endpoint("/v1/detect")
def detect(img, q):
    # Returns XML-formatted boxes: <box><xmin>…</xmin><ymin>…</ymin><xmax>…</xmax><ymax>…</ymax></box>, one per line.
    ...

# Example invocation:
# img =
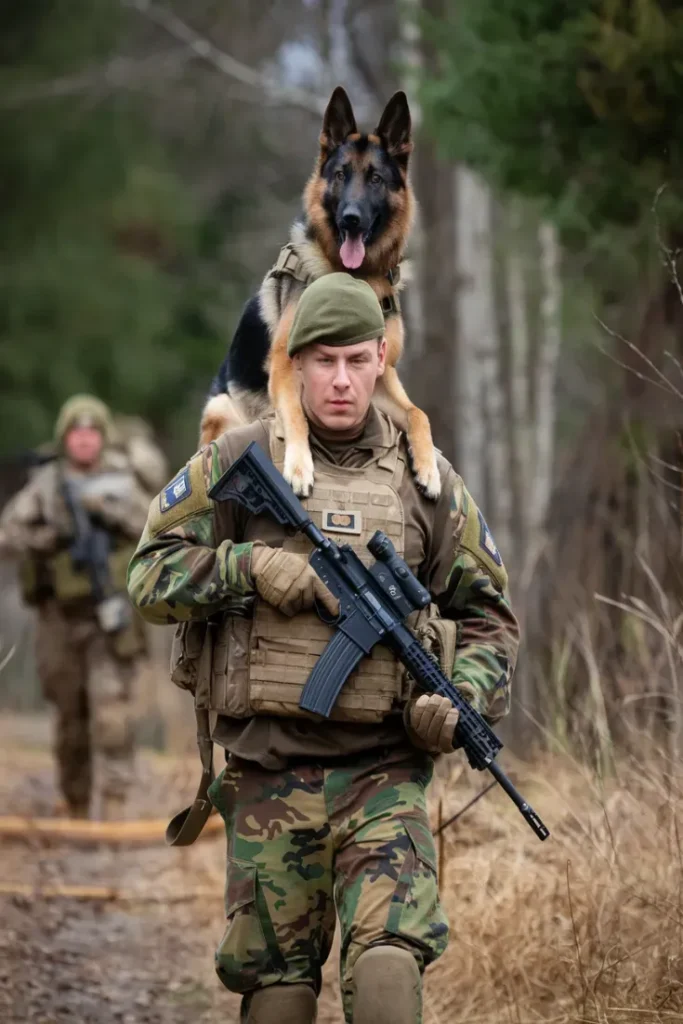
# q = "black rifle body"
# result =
<box><xmin>60</xmin><ymin>477</ymin><xmax>112</xmax><ymax>604</ymax></box>
<box><xmin>209</xmin><ymin>442</ymin><xmax>549</xmax><ymax>842</ymax></box>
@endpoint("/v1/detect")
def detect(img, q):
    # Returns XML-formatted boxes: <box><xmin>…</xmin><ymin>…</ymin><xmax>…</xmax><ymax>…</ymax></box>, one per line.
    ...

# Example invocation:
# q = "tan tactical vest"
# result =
<box><xmin>171</xmin><ymin>418</ymin><xmax>414</xmax><ymax>725</ymax></box>
<box><xmin>17</xmin><ymin>459</ymin><xmax>138</xmax><ymax>607</ymax></box>
<box><xmin>166</xmin><ymin>417</ymin><xmax>455</xmax><ymax>848</ymax></box>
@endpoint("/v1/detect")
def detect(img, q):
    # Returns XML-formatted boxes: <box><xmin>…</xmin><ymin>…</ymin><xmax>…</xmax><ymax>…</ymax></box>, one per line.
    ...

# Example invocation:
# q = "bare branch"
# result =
<box><xmin>653</xmin><ymin>183</ymin><xmax>683</xmax><ymax>309</ymax></box>
<box><xmin>0</xmin><ymin>641</ymin><xmax>15</xmax><ymax>675</ymax></box>
<box><xmin>594</xmin><ymin>315</ymin><xmax>683</xmax><ymax>402</ymax></box>
<box><xmin>0</xmin><ymin>49</ymin><xmax>193</xmax><ymax>108</ymax></box>
<box><xmin>664</xmin><ymin>348</ymin><xmax>683</xmax><ymax>384</ymax></box>
<box><xmin>123</xmin><ymin>0</ymin><xmax>328</xmax><ymax>118</ymax></box>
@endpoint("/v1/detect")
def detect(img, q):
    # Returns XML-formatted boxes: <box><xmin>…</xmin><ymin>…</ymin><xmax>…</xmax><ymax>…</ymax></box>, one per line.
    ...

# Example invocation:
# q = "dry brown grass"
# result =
<box><xmin>420</xmin><ymin>751</ymin><xmax>683</xmax><ymax>1024</ymax></box>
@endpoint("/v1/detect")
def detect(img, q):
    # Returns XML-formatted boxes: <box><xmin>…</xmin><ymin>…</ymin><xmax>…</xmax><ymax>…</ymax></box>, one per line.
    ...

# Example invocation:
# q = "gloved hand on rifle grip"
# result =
<box><xmin>408</xmin><ymin>694</ymin><xmax>460</xmax><ymax>753</ymax></box>
<box><xmin>250</xmin><ymin>544</ymin><xmax>340</xmax><ymax>619</ymax></box>
<box><xmin>406</xmin><ymin>680</ymin><xmax>480</xmax><ymax>753</ymax></box>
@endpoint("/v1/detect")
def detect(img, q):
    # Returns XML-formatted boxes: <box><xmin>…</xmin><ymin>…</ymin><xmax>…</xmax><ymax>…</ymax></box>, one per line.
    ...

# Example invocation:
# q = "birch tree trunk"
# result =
<box><xmin>401</xmin><ymin>0</ymin><xmax>459</xmax><ymax>465</ymax></box>
<box><xmin>398</xmin><ymin>0</ymin><xmax>425</xmax><ymax>364</ymax></box>
<box><xmin>531</xmin><ymin>220</ymin><xmax>562</xmax><ymax>536</ymax></box>
<box><xmin>505</xmin><ymin>199</ymin><xmax>532</xmax><ymax>552</ymax></box>
<box><xmin>456</xmin><ymin>167</ymin><xmax>512</xmax><ymax>554</ymax></box>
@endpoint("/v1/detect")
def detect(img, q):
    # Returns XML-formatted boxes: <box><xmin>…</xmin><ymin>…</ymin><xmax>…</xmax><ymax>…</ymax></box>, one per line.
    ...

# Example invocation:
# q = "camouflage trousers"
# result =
<box><xmin>207</xmin><ymin>746</ymin><xmax>449</xmax><ymax>1022</ymax></box>
<box><xmin>36</xmin><ymin>601</ymin><xmax>139</xmax><ymax>810</ymax></box>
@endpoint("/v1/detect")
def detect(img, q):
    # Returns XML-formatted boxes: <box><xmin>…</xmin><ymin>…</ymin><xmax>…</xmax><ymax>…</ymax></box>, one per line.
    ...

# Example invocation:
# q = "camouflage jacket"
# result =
<box><xmin>128</xmin><ymin>407</ymin><xmax>519</xmax><ymax>728</ymax></box>
<box><xmin>0</xmin><ymin>449</ymin><xmax>152</xmax><ymax>557</ymax></box>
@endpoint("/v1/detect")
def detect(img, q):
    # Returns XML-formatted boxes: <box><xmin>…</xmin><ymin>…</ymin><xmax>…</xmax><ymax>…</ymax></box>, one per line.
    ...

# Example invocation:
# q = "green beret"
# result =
<box><xmin>287</xmin><ymin>272</ymin><xmax>385</xmax><ymax>357</ymax></box>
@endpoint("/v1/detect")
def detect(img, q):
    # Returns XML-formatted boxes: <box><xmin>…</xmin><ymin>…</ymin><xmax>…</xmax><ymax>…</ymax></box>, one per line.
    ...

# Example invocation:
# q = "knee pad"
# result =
<box><xmin>245</xmin><ymin>983</ymin><xmax>317</xmax><ymax>1024</ymax></box>
<box><xmin>352</xmin><ymin>946</ymin><xmax>421</xmax><ymax>1024</ymax></box>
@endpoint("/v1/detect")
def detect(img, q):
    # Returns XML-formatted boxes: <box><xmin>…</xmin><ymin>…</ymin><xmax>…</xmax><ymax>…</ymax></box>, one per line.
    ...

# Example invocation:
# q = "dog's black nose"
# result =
<box><xmin>341</xmin><ymin>210</ymin><xmax>361</xmax><ymax>233</ymax></box>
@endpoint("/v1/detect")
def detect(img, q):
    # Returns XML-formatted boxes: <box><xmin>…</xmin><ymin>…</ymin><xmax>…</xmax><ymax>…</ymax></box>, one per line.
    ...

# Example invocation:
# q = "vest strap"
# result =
<box><xmin>165</xmin><ymin>707</ymin><xmax>215</xmax><ymax>847</ymax></box>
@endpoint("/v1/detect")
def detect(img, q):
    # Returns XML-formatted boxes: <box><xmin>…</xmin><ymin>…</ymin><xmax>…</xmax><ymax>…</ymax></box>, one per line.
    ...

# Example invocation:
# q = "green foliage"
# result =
<box><xmin>0</xmin><ymin>1</ymin><xmax>248</xmax><ymax>460</ymax></box>
<box><xmin>421</xmin><ymin>0</ymin><xmax>683</xmax><ymax>241</ymax></box>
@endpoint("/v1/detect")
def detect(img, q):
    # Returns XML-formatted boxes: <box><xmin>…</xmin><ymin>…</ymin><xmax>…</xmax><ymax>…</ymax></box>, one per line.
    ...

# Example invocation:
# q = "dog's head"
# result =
<box><xmin>304</xmin><ymin>87</ymin><xmax>415</xmax><ymax>275</ymax></box>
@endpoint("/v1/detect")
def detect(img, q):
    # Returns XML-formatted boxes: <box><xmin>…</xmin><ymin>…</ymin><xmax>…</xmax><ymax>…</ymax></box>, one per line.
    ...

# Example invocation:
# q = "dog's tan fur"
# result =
<box><xmin>200</xmin><ymin>90</ymin><xmax>439</xmax><ymax>499</ymax></box>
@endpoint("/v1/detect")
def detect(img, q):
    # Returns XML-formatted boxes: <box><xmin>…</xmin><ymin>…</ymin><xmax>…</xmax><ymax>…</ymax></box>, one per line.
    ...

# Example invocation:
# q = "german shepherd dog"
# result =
<box><xmin>200</xmin><ymin>86</ymin><xmax>439</xmax><ymax>498</ymax></box>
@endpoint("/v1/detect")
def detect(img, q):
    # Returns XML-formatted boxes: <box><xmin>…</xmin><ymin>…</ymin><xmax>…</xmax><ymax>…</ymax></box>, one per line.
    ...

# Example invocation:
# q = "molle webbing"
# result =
<box><xmin>244</xmin><ymin>424</ymin><xmax>408</xmax><ymax>722</ymax></box>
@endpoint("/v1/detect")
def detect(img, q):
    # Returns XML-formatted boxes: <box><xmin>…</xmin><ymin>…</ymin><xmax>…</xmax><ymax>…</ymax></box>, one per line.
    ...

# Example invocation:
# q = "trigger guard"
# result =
<box><xmin>314</xmin><ymin>597</ymin><xmax>340</xmax><ymax>626</ymax></box>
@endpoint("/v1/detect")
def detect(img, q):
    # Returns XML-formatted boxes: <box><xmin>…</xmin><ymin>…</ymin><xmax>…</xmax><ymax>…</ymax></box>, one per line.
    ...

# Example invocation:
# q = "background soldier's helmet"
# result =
<box><xmin>54</xmin><ymin>394</ymin><xmax>115</xmax><ymax>447</ymax></box>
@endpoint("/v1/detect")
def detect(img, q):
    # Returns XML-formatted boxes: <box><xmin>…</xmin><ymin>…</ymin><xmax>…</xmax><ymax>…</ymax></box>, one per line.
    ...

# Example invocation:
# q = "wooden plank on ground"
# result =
<box><xmin>0</xmin><ymin>812</ymin><xmax>224</xmax><ymax>845</ymax></box>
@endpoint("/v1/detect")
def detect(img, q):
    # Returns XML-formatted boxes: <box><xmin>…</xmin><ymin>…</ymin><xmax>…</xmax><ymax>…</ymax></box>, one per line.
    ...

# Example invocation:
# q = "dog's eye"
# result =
<box><xmin>335</xmin><ymin>169</ymin><xmax>345</xmax><ymax>182</ymax></box>
<box><xmin>371</xmin><ymin>172</ymin><xmax>383</xmax><ymax>185</ymax></box>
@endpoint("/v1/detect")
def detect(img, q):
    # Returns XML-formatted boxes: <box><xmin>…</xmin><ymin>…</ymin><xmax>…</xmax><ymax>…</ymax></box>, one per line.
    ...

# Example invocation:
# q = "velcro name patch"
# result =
<box><xmin>322</xmin><ymin>509</ymin><xmax>362</xmax><ymax>535</ymax></box>
<box><xmin>160</xmin><ymin>467</ymin><xmax>192</xmax><ymax>513</ymax></box>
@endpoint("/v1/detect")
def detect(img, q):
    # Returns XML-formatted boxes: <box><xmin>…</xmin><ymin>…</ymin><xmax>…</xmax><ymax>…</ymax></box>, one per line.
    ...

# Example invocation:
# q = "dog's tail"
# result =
<box><xmin>199</xmin><ymin>392</ymin><xmax>248</xmax><ymax>446</ymax></box>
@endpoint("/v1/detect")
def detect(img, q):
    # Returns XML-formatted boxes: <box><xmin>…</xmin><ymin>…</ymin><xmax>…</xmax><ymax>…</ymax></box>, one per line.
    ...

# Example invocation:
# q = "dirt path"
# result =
<box><xmin>0</xmin><ymin>714</ymin><xmax>349</xmax><ymax>1024</ymax></box>
<box><xmin>0</xmin><ymin>712</ymin><xmax>552</xmax><ymax>1024</ymax></box>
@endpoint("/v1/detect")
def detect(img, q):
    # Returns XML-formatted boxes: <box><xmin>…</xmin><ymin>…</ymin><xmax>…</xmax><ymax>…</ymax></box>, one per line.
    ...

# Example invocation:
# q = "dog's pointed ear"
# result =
<box><xmin>375</xmin><ymin>91</ymin><xmax>413</xmax><ymax>166</ymax></box>
<box><xmin>321</xmin><ymin>86</ymin><xmax>358</xmax><ymax>152</ymax></box>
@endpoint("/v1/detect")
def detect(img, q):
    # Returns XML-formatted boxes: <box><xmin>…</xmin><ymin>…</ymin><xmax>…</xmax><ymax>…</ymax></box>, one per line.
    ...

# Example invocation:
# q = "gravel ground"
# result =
<box><xmin>0</xmin><ymin>713</ymin><xmax>351</xmax><ymax>1024</ymax></box>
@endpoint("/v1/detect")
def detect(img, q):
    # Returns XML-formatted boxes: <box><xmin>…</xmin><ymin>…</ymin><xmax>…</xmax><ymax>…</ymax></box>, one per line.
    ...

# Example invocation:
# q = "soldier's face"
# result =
<box><xmin>296</xmin><ymin>337</ymin><xmax>387</xmax><ymax>431</ymax></box>
<box><xmin>64</xmin><ymin>425</ymin><xmax>104</xmax><ymax>467</ymax></box>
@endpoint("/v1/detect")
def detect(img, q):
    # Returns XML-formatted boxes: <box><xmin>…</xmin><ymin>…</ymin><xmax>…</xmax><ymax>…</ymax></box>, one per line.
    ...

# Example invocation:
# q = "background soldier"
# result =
<box><xmin>128</xmin><ymin>275</ymin><xmax>519</xmax><ymax>1024</ymax></box>
<box><xmin>0</xmin><ymin>395</ymin><xmax>152</xmax><ymax>819</ymax></box>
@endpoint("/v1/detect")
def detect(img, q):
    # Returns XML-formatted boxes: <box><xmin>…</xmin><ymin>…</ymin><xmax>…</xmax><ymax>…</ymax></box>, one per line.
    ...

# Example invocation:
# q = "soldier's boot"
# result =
<box><xmin>243</xmin><ymin>983</ymin><xmax>317</xmax><ymax>1024</ymax></box>
<box><xmin>65</xmin><ymin>801</ymin><xmax>89</xmax><ymax>820</ymax></box>
<box><xmin>351</xmin><ymin>946</ymin><xmax>421</xmax><ymax>1024</ymax></box>
<box><xmin>100</xmin><ymin>793</ymin><xmax>127</xmax><ymax>821</ymax></box>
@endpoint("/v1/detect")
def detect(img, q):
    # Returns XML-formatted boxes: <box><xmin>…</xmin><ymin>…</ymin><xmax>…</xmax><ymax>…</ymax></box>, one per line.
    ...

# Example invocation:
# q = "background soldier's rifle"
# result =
<box><xmin>60</xmin><ymin>476</ymin><xmax>130</xmax><ymax>634</ymax></box>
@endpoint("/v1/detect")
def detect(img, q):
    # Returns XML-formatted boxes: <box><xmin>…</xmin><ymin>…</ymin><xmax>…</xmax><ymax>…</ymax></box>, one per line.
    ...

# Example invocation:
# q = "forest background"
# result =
<box><xmin>2</xmin><ymin>4</ymin><xmax>683</xmax><ymax>1022</ymax></box>
<box><xmin>4</xmin><ymin>0</ymin><xmax>683</xmax><ymax>756</ymax></box>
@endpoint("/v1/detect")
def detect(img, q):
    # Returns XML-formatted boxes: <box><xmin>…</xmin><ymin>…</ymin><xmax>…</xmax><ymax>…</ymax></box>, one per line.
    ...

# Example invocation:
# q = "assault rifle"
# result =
<box><xmin>60</xmin><ymin>477</ymin><xmax>130</xmax><ymax>633</ymax></box>
<box><xmin>209</xmin><ymin>442</ymin><xmax>550</xmax><ymax>842</ymax></box>
<box><xmin>61</xmin><ymin>477</ymin><xmax>111</xmax><ymax>604</ymax></box>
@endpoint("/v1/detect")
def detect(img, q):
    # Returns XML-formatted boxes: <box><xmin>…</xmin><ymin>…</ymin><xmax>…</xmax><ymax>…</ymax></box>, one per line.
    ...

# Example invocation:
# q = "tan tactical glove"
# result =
<box><xmin>407</xmin><ymin>694</ymin><xmax>460</xmax><ymax>753</ymax></box>
<box><xmin>78</xmin><ymin>489</ymin><xmax>129</xmax><ymax>527</ymax></box>
<box><xmin>0</xmin><ymin>523</ymin><xmax>59</xmax><ymax>556</ymax></box>
<box><xmin>250</xmin><ymin>544</ymin><xmax>340</xmax><ymax>618</ymax></box>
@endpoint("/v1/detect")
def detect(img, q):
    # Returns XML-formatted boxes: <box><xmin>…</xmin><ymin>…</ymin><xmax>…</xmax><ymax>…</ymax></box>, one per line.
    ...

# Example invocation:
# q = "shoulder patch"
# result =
<box><xmin>147</xmin><ymin>454</ymin><xmax>213</xmax><ymax>536</ymax></box>
<box><xmin>459</xmin><ymin>489</ymin><xmax>507</xmax><ymax>588</ymax></box>
<box><xmin>477</xmin><ymin>509</ymin><xmax>502</xmax><ymax>567</ymax></box>
<box><xmin>160</xmin><ymin>467</ymin><xmax>192</xmax><ymax>512</ymax></box>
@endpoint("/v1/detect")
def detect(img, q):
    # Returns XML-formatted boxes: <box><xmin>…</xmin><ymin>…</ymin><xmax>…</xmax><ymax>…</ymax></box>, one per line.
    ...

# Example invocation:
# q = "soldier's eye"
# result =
<box><xmin>335</xmin><ymin>169</ymin><xmax>345</xmax><ymax>182</ymax></box>
<box><xmin>371</xmin><ymin>172</ymin><xmax>383</xmax><ymax>185</ymax></box>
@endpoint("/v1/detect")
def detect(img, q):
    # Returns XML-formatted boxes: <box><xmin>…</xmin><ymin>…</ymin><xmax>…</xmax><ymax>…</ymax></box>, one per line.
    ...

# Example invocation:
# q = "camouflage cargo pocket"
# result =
<box><xmin>215</xmin><ymin>857</ymin><xmax>285</xmax><ymax>994</ymax></box>
<box><xmin>385</xmin><ymin>817</ymin><xmax>449</xmax><ymax>962</ymax></box>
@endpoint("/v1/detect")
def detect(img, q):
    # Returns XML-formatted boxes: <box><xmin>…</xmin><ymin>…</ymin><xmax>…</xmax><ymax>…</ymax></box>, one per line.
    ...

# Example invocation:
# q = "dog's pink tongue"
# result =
<box><xmin>340</xmin><ymin>236</ymin><xmax>365</xmax><ymax>269</ymax></box>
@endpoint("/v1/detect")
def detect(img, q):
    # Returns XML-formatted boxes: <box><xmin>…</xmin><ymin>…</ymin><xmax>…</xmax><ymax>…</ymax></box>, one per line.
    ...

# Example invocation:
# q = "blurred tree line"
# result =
<box><xmin>0</xmin><ymin>0</ymin><xmax>317</xmax><ymax>462</ymax></box>
<box><xmin>419</xmin><ymin>0</ymin><xmax>683</xmax><ymax>755</ymax></box>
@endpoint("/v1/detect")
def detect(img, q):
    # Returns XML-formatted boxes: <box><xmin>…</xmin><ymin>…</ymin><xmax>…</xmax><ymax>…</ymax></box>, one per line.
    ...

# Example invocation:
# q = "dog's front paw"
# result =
<box><xmin>408</xmin><ymin>447</ymin><xmax>441</xmax><ymax>500</ymax></box>
<box><xmin>283</xmin><ymin>441</ymin><xmax>315</xmax><ymax>497</ymax></box>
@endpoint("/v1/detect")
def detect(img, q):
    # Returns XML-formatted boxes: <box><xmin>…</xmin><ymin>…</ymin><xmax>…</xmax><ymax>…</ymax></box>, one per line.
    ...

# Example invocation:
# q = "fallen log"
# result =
<box><xmin>0</xmin><ymin>811</ymin><xmax>224</xmax><ymax>845</ymax></box>
<box><xmin>0</xmin><ymin>881</ymin><xmax>219</xmax><ymax>903</ymax></box>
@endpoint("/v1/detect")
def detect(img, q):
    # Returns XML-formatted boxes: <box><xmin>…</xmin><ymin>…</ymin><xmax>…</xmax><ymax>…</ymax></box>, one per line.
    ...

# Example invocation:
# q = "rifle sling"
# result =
<box><xmin>165</xmin><ymin>708</ymin><xmax>215</xmax><ymax>847</ymax></box>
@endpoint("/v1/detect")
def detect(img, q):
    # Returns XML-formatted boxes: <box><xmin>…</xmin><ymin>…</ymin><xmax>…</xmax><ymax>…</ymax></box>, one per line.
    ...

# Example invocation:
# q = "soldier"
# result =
<box><xmin>0</xmin><ymin>395</ymin><xmax>152</xmax><ymax>820</ymax></box>
<box><xmin>128</xmin><ymin>274</ymin><xmax>519</xmax><ymax>1024</ymax></box>
<box><xmin>112</xmin><ymin>413</ymin><xmax>169</xmax><ymax>495</ymax></box>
